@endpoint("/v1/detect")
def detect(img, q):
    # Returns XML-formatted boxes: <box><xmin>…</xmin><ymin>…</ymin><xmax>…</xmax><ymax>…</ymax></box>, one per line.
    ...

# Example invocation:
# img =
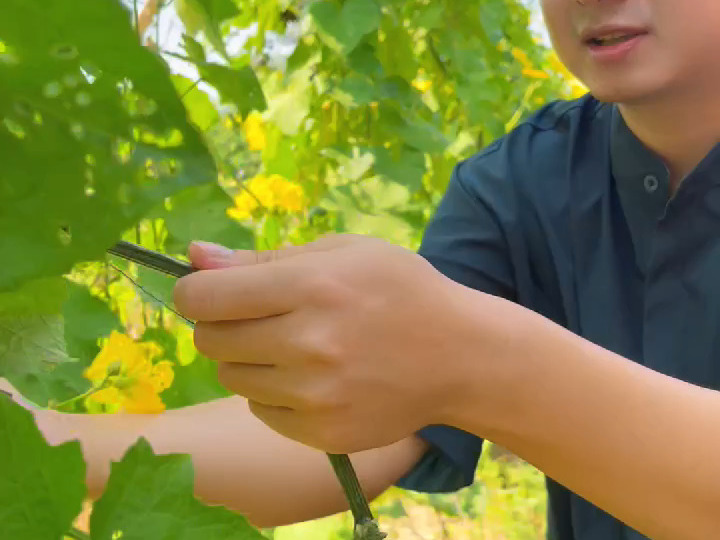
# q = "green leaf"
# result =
<box><xmin>0</xmin><ymin>0</ymin><xmax>216</xmax><ymax>291</ymax></box>
<box><xmin>265</xmin><ymin>69</ymin><xmax>312</xmax><ymax>136</ymax></box>
<box><xmin>0</xmin><ymin>315</ymin><xmax>87</xmax><ymax>406</ymax></box>
<box><xmin>90</xmin><ymin>438</ymin><xmax>266</xmax><ymax>540</ymax></box>
<box><xmin>263</xmin><ymin>132</ymin><xmax>299</xmax><ymax>179</ymax></box>
<box><xmin>309</xmin><ymin>0</ymin><xmax>381</xmax><ymax>54</ymax></box>
<box><xmin>346</xmin><ymin>44</ymin><xmax>384</xmax><ymax>78</ymax></box>
<box><xmin>161</xmin><ymin>354</ymin><xmax>231</xmax><ymax>409</ymax></box>
<box><xmin>172</xmin><ymin>75</ymin><xmax>219</xmax><ymax>132</ymax></box>
<box><xmin>0</xmin><ymin>277</ymin><xmax>68</xmax><ymax>317</ymax></box>
<box><xmin>63</xmin><ymin>282</ymin><xmax>121</xmax><ymax>362</ymax></box>
<box><xmin>0</xmin><ymin>394</ymin><xmax>86</xmax><ymax>540</ymax></box>
<box><xmin>183</xmin><ymin>35</ymin><xmax>207</xmax><ymax>64</ymax></box>
<box><xmin>176</xmin><ymin>0</ymin><xmax>240</xmax><ymax>59</ymax></box>
<box><xmin>371</xmin><ymin>146</ymin><xmax>426</xmax><ymax>191</ymax></box>
<box><xmin>387</xmin><ymin>116</ymin><xmax>449</xmax><ymax>153</ymax></box>
<box><xmin>376</xmin><ymin>21</ymin><xmax>418</xmax><ymax>81</ymax></box>
<box><xmin>201</xmin><ymin>63</ymin><xmax>268</xmax><ymax>119</ymax></box>
<box><xmin>163</xmin><ymin>184</ymin><xmax>254</xmax><ymax>251</ymax></box>
<box><xmin>333</xmin><ymin>74</ymin><xmax>377</xmax><ymax>108</ymax></box>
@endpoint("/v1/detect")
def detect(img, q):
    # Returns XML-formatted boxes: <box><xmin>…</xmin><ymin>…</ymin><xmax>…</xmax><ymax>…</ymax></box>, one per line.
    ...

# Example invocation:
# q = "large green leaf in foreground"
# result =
<box><xmin>90</xmin><ymin>438</ymin><xmax>266</xmax><ymax>540</ymax></box>
<box><xmin>0</xmin><ymin>393</ymin><xmax>86</xmax><ymax>540</ymax></box>
<box><xmin>0</xmin><ymin>0</ymin><xmax>216</xmax><ymax>291</ymax></box>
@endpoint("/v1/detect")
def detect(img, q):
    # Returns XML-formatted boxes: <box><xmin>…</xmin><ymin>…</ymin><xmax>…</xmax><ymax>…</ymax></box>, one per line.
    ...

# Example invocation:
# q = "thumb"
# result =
<box><xmin>188</xmin><ymin>234</ymin><xmax>360</xmax><ymax>270</ymax></box>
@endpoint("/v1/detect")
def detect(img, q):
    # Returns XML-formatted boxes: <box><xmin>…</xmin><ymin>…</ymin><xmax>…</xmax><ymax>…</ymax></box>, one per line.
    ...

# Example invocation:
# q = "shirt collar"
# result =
<box><xmin>609</xmin><ymin>105</ymin><xmax>671</xmax><ymax>275</ymax></box>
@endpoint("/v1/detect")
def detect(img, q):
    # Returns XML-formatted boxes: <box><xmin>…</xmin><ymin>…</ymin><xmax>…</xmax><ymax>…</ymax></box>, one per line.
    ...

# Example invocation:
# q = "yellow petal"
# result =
<box><xmin>243</xmin><ymin>111</ymin><xmax>267</xmax><ymax>152</ymax></box>
<box><xmin>86</xmin><ymin>386</ymin><xmax>123</xmax><ymax>406</ymax></box>
<box><xmin>120</xmin><ymin>383</ymin><xmax>166</xmax><ymax>414</ymax></box>
<box><xmin>150</xmin><ymin>361</ymin><xmax>175</xmax><ymax>392</ymax></box>
<box><xmin>522</xmin><ymin>68</ymin><xmax>549</xmax><ymax>79</ymax></box>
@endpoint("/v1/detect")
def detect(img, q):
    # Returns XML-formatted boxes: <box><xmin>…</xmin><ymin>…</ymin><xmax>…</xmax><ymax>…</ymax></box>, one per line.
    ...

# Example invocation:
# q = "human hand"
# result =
<box><xmin>174</xmin><ymin>234</ymin><xmax>506</xmax><ymax>454</ymax></box>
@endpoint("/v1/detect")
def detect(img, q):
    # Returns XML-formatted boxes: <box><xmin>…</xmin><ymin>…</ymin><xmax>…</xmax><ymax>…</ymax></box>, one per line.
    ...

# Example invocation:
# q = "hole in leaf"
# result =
<box><xmin>63</xmin><ymin>73</ymin><xmax>81</xmax><ymax>89</ymax></box>
<box><xmin>75</xmin><ymin>91</ymin><xmax>91</xmax><ymax>107</ymax></box>
<box><xmin>70</xmin><ymin>123</ymin><xmax>85</xmax><ymax>139</ymax></box>
<box><xmin>145</xmin><ymin>158</ymin><xmax>159</xmax><ymax>179</ymax></box>
<box><xmin>132</xmin><ymin>126</ymin><xmax>184</xmax><ymax>148</ymax></box>
<box><xmin>85</xmin><ymin>153</ymin><xmax>96</xmax><ymax>167</ymax></box>
<box><xmin>80</xmin><ymin>64</ymin><xmax>101</xmax><ymax>84</ymax></box>
<box><xmin>43</xmin><ymin>81</ymin><xmax>63</xmax><ymax>99</ymax></box>
<box><xmin>33</xmin><ymin>112</ymin><xmax>43</xmax><ymax>126</ymax></box>
<box><xmin>157</xmin><ymin>158</ymin><xmax>181</xmax><ymax>177</ymax></box>
<box><xmin>123</xmin><ymin>90</ymin><xmax>158</xmax><ymax>118</ymax></box>
<box><xmin>3</xmin><ymin>117</ymin><xmax>26</xmax><ymax>139</ymax></box>
<box><xmin>50</xmin><ymin>43</ymin><xmax>79</xmax><ymax>61</ymax></box>
<box><xmin>112</xmin><ymin>138</ymin><xmax>132</xmax><ymax>164</ymax></box>
<box><xmin>57</xmin><ymin>226</ymin><xmax>72</xmax><ymax>246</ymax></box>
<box><xmin>84</xmin><ymin>176</ymin><xmax>96</xmax><ymax>197</ymax></box>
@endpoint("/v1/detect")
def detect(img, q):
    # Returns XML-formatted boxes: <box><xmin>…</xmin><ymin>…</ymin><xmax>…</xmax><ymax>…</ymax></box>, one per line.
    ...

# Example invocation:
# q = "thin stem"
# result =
<box><xmin>179</xmin><ymin>78</ymin><xmax>202</xmax><ymax>99</ymax></box>
<box><xmin>52</xmin><ymin>386</ymin><xmax>98</xmax><ymax>412</ymax></box>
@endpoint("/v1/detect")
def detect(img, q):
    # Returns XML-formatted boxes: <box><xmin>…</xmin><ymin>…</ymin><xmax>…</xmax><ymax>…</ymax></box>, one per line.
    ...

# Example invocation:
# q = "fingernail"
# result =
<box><xmin>191</xmin><ymin>241</ymin><xmax>233</xmax><ymax>259</ymax></box>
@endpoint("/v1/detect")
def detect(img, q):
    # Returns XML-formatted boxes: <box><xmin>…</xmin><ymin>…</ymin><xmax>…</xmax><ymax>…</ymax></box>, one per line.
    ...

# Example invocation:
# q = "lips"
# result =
<box><xmin>581</xmin><ymin>26</ymin><xmax>648</xmax><ymax>47</ymax></box>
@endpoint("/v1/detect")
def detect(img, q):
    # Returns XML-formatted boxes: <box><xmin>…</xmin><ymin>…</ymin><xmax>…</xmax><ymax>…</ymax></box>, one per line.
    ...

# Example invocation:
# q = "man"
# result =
<box><xmin>13</xmin><ymin>0</ymin><xmax>720</xmax><ymax>538</ymax></box>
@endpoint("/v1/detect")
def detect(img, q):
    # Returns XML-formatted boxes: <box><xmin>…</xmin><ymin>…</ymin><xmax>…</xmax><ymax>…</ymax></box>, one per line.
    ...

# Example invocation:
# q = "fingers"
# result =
<box><xmin>217</xmin><ymin>363</ymin><xmax>302</xmax><ymax>409</ymax></box>
<box><xmin>174</xmin><ymin>261</ymin><xmax>301</xmax><ymax>321</ymax></box>
<box><xmin>187</xmin><ymin>233</ymin><xmax>361</xmax><ymax>271</ymax></box>
<box><xmin>193</xmin><ymin>316</ymin><xmax>301</xmax><ymax>366</ymax></box>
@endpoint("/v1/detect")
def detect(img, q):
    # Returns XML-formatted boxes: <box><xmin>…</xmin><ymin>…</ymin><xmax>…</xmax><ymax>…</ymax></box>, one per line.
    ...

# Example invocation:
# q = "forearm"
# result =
<box><xmin>452</xmin><ymin>297</ymin><xmax>720</xmax><ymax>540</ymax></box>
<box><xmin>35</xmin><ymin>395</ymin><xmax>426</xmax><ymax>528</ymax></box>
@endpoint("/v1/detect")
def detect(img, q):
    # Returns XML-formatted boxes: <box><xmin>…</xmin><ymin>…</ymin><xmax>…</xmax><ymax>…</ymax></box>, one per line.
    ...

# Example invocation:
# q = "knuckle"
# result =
<box><xmin>297</xmin><ymin>324</ymin><xmax>344</xmax><ymax>366</ymax></box>
<box><xmin>305</xmin><ymin>273</ymin><xmax>350</xmax><ymax>307</ymax></box>
<box><xmin>174</xmin><ymin>275</ymin><xmax>210</xmax><ymax>320</ymax></box>
<box><xmin>192</xmin><ymin>322</ymin><xmax>215</xmax><ymax>357</ymax></box>
<box><xmin>173</xmin><ymin>278</ymin><xmax>193</xmax><ymax>315</ymax></box>
<box><xmin>298</xmin><ymin>379</ymin><xmax>345</xmax><ymax>412</ymax></box>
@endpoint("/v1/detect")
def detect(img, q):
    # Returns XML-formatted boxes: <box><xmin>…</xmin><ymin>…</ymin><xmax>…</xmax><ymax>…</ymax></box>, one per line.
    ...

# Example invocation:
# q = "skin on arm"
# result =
<box><xmin>27</xmin><ymin>394</ymin><xmax>427</xmax><ymax>528</ymax></box>
<box><xmin>447</xmin><ymin>293</ymin><xmax>720</xmax><ymax>540</ymax></box>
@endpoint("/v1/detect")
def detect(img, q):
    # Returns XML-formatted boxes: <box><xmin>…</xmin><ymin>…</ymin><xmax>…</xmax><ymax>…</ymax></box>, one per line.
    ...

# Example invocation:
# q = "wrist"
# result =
<box><xmin>432</xmin><ymin>286</ymin><xmax>540</xmax><ymax>441</ymax></box>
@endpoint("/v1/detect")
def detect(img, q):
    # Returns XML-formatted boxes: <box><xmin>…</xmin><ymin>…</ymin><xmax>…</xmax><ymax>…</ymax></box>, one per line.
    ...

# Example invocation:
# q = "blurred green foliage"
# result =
<box><xmin>0</xmin><ymin>0</ymin><xmax>583</xmax><ymax>537</ymax></box>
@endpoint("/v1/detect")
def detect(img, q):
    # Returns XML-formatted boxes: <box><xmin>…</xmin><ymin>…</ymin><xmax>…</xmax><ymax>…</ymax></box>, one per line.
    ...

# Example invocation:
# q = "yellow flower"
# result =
<box><xmin>521</xmin><ymin>68</ymin><xmax>549</xmax><ymax>79</ymax></box>
<box><xmin>243</xmin><ymin>111</ymin><xmax>266</xmax><ymax>152</ymax></box>
<box><xmin>511</xmin><ymin>47</ymin><xmax>532</xmax><ymax>69</ymax></box>
<box><xmin>411</xmin><ymin>78</ymin><xmax>433</xmax><ymax>93</ymax></box>
<box><xmin>547</xmin><ymin>51</ymin><xmax>589</xmax><ymax>98</ymax></box>
<box><xmin>227</xmin><ymin>174</ymin><xmax>305</xmax><ymax>220</ymax></box>
<box><xmin>83</xmin><ymin>331</ymin><xmax>173</xmax><ymax>414</ymax></box>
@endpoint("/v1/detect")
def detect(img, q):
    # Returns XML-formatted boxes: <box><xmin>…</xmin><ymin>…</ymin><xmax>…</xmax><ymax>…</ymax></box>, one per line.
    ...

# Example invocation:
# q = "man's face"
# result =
<box><xmin>540</xmin><ymin>0</ymin><xmax>720</xmax><ymax>104</ymax></box>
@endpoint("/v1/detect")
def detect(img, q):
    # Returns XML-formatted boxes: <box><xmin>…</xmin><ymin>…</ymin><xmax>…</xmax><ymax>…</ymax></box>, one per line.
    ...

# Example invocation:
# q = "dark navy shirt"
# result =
<box><xmin>395</xmin><ymin>94</ymin><xmax>720</xmax><ymax>540</ymax></box>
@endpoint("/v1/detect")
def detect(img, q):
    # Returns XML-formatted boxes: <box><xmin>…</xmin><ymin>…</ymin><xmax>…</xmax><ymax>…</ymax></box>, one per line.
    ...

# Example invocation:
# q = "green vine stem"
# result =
<box><xmin>327</xmin><ymin>454</ymin><xmax>386</xmax><ymax>540</ymax></box>
<box><xmin>65</xmin><ymin>526</ymin><xmax>91</xmax><ymax>540</ymax></box>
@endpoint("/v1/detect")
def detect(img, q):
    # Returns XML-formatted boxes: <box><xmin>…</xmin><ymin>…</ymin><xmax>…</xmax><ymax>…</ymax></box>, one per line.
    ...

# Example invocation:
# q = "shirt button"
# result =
<box><xmin>643</xmin><ymin>174</ymin><xmax>659</xmax><ymax>193</ymax></box>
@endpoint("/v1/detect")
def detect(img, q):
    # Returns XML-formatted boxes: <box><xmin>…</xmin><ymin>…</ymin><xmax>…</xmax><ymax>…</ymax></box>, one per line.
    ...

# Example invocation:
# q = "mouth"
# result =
<box><xmin>582</xmin><ymin>26</ymin><xmax>649</xmax><ymax>47</ymax></box>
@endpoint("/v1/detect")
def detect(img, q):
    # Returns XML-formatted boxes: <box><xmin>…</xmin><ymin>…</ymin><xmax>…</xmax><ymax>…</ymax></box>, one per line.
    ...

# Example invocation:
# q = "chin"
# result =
<box><xmin>582</xmin><ymin>74</ymin><xmax>675</xmax><ymax>106</ymax></box>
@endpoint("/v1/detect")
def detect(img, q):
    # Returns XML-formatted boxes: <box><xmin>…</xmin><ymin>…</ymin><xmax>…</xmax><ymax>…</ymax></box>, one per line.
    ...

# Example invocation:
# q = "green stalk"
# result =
<box><xmin>65</xmin><ymin>526</ymin><xmax>91</xmax><ymax>540</ymax></box>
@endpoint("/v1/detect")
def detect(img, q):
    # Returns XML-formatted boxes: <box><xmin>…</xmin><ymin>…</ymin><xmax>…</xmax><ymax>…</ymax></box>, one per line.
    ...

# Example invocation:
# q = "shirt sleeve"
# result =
<box><xmin>395</xmin><ymin>146</ymin><xmax>518</xmax><ymax>494</ymax></box>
